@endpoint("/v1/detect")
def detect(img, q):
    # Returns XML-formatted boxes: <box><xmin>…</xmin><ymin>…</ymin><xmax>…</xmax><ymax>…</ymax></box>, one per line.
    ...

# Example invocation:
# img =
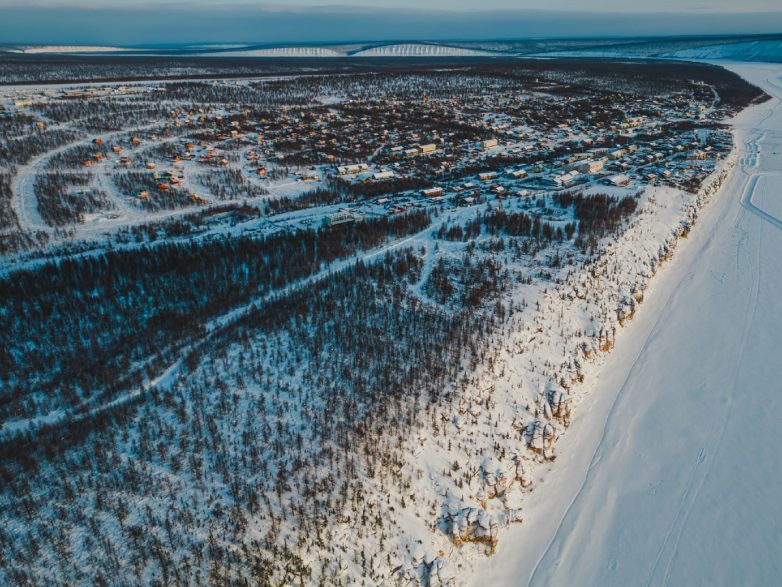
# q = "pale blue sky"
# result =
<box><xmin>0</xmin><ymin>2</ymin><xmax>780</xmax><ymax>45</ymax></box>
<box><xmin>1</xmin><ymin>0</ymin><xmax>778</xmax><ymax>10</ymax></box>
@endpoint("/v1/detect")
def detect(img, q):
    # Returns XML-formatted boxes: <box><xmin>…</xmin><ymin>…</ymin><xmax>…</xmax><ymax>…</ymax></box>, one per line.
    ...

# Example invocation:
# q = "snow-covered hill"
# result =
<box><xmin>201</xmin><ymin>46</ymin><xmax>344</xmax><ymax>57</ymax></box>
<box><xmin>469</xmin><ymin>62</ymin><xmax>782</xmax><ymax>586</ymax></box>
<box><xmin>0</xmin><ymin>42</ymin><xmax>501</xmax><ymax>59</ymax></box>
<box><xmin>352</xmin><ymin>44</ymin><xmax>497</xmax><ymax>57</ymax></box>
<box><xmin>537</xmin><ymin>37</ymin><xmax>782</xmax><ymax>63</ymax></box>
<box><xmin>665</xmin><ymin>40</ymin><xmax>782</xmax><ymax>63</ymax></box>
<box><xmin>5</xmin><ymin>45</ymin><xmax>133</xmax><ymax>54</ymax></box>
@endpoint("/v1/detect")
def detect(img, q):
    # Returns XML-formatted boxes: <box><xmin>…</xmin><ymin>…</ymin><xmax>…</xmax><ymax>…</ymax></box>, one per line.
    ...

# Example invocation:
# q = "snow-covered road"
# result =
<box><xmin>470</xmin><ymin>62</ymin><xmax>782</xmax><ymax>586</ymax></box>
<box><xmin>9</xmin><ymin>122</ymin><xmax>162</xmax><ymax>233</ymax></box>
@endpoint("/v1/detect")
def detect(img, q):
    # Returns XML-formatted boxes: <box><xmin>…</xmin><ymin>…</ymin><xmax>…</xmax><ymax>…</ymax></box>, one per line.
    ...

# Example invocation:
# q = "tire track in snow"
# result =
<box><xmin>651</xmin><ymin>180</ymin><xmax>764</xmax><ymax>587</ymax></box>
<box><xmin>645</xmin><ymin>78</ymin><xmax>778</xmax><ymax>584</ymax></box>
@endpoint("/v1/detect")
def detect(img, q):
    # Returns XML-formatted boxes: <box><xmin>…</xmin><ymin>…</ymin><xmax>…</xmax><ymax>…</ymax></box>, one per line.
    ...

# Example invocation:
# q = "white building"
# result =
<box><xmin>325</xmin><ymin>210</ymin><xmax>363</xmax><ymax>226</ymax></box>
<box><xmin>337</xmin><ymin>163</ymin><xmax>369</xmax><ymax>175</ymax></box>
<box><xmin>606</xmin><ymin>174</ymin><xmax>631</xmax><ymax>187</ymax></box>
<box><xmin>576</xmin><ymin>159</ymin><xmax>605</xmax><ymax>174</ymax></box>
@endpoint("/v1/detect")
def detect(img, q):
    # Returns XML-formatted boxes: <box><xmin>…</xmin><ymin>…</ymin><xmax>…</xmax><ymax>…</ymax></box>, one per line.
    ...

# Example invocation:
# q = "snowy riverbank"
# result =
<box><xmin>467</xmin><ymin>61</ymin><xmax>782</xmax><ymax>587</ymax></box>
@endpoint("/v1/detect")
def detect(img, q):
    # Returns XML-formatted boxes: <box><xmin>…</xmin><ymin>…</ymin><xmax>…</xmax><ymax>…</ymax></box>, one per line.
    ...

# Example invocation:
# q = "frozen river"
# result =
<box><xmin>470</xmin><ymin>62</ymin><xmax>782</xmax><ymax>586</ymax></box>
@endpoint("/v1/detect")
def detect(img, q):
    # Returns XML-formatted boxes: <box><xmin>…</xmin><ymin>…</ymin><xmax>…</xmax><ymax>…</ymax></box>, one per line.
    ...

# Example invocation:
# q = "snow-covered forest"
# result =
<box><xmin>0</xmin><ymin>57</ymin><xmax>767</xmax><ymax>585</ymax></box>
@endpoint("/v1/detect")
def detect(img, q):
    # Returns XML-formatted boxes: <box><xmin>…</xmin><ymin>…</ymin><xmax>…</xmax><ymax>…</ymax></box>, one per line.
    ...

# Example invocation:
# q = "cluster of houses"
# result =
<box><xmin>319</xmin><ymin>77</ymin><xmax>725</xmax><ymax>206</ymax></box>
<box><xmin>332</xmin><ymin>111</ymin><xmax>725</xmax><ymax>210</ymax></box>
<box><xmin>2</xmin><ymin>72</ymin><xmax>729</xmax><ymax>215</ymax></box>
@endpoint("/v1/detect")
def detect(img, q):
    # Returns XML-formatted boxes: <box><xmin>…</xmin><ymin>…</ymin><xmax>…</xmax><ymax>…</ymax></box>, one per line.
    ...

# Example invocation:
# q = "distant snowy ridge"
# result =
<box><xmin>202</xmin><ymin>46</ymin><xmax>344</xmax><ymax>57</ymax></box>
<box><xmin>0</xmin><ymin>41</ymin><xmax>501</xmax><ymax>59</ymax></box>
<box><xmin>664</xmin><ymin>40</ymin><xmax>782</xmax><ymax>63</ymax></box>
<box><xmin>352</xmin><ymin>43</ymin><xmax>498</xmax><ymax>57</ymax></box>
<box><xmin>537</xmin><ymin>38</ymin><xmax>782</xmax><ymax>63</ymax></box>
<box><xmin>193</xmin><ymin>43</ymin><xmax>500</xmax><ymax>58</ymax></box>
<box><xmin>214</xmin><ymin>43</ymin><xmax>499</xmax><ymax>58</ymax></box>
<box><xmin>6</xmin><ymin>45</ymin><xmax>133</xmax><ymax>54</ymax></box>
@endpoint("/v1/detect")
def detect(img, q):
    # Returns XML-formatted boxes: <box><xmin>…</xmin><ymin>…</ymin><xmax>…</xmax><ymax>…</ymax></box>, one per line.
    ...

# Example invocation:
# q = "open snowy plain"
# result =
<box><xmin>470</xmin><ymin>61</ymin><xmax>782</xmax><ymax>586</ymax></box>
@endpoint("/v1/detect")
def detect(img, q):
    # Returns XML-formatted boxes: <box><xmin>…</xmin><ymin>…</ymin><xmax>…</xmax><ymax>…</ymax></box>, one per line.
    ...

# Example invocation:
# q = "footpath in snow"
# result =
<box><xmin>470</xmin><ymin>62</ymin><xmax>782</xmax><ymax>586</ymax></box>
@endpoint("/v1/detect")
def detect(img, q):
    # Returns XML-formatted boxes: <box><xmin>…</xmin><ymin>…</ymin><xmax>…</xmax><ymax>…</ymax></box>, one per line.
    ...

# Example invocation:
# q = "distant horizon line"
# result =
<box><xmin>3</xmin><ymin>32</ymin><xmax>782</xmax><ymax>49</ymax></box>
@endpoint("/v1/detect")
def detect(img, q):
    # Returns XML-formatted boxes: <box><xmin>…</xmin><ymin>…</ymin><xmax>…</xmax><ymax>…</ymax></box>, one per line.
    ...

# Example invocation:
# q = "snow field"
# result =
<box><xmin>468</xmin><ymin>62</ymin><xmax>782</xmax><ymax>587</ymax></box>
